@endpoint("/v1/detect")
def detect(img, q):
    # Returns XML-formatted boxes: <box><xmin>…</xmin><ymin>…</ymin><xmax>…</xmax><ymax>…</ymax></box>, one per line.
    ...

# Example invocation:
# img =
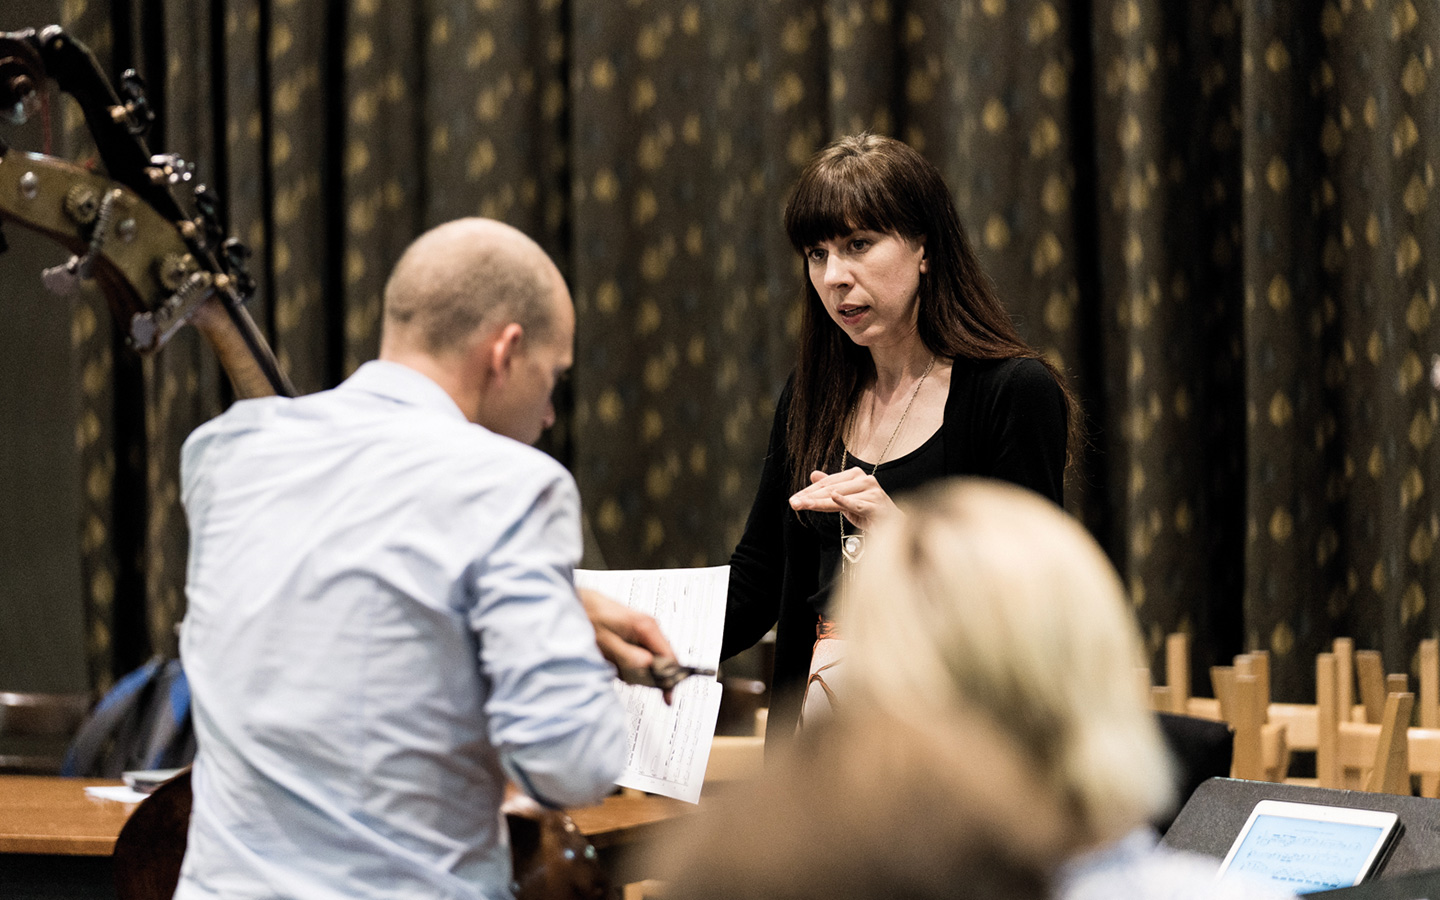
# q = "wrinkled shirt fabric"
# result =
<box><xmin>174</xmin><ymin>360</ymin><xmax>627</xmax><ymax>900</ymax></box>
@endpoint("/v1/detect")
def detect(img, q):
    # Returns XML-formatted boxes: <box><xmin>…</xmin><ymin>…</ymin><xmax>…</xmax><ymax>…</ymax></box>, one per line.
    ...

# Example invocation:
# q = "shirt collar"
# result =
<box><xmin>340</xmin><ymin>360</ymin><xmax>470</xmax><ymax>423</ymax></box>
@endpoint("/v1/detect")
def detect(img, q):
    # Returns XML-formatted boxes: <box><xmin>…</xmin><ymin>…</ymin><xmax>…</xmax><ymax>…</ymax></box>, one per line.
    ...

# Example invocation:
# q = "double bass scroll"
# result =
<box><xmin>0</xmin><ymin>25</ymin><xmax>292</xmax><ymax>399</ymax></box>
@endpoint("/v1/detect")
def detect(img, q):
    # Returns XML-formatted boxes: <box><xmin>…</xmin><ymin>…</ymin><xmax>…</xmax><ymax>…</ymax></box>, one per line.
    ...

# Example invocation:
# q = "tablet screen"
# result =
<box><xmin>1218</xmin><ymin>801</ymin><xmax>1400</xmax><ymax>894</ymax></box>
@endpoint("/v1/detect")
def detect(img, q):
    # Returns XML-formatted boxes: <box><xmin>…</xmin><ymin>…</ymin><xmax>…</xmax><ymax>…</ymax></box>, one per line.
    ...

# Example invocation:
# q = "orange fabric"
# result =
<box><xmin>799</xmin><ymin>617</ymin><xmax>844</xmax><ymax>732</ymax></box>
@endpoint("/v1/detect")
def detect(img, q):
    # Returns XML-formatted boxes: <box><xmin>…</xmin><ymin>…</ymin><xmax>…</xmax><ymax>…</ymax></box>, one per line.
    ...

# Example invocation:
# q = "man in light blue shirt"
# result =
<box><xmin>175</xmin><ymin>219</ymin><xmax>646</xmax><ymax>900</ymax></box>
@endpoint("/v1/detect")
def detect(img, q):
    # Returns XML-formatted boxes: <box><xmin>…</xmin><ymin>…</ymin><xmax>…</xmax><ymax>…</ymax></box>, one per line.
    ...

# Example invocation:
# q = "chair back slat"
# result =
<box><xmin>1231</xmin><ymin>674</ymin><xmax>1266</xmax><ymax>780</ymax></box>
<box><xmin>1356</xmin><ymin>650</ymin><xmax>1387</xmax><ymax>724</ymax></box>
<box><xmin>1334</xmin><ymin>638</ymin><xmax>1356</xmax><ymax>719</ymax></box>
<box><xmin>1420</xmin><ymin>640</ymin><xmax>1439</xmax><ymax>728</ymax></box>
<box><xmin>1211</xmin><ymin>666</ymin><xmax>1236</xmax><ymax>723</ymax></box>
<box><xmin>1316</xmin><ymin>653</ymin><xmax>1339</xmax><ymax>788</ymax></box>
<box><xmin>1236</xmin><ymin>652</ymin><xmax>1271</xmax><ymax>718</ymax></box>
<box><xmin>1166</xmin><ymin>633</ymin><xmax>1191</xmax><ymax>714</ymax></box>
<box><xmin>1419</xmin><ymin>639</ymin><xmax>1440</xmax><ymax>797</ymax></box>
<box><xmin>1367</xmin><ymin>692</ymin><xmax>1415</xmax><ymax>795</ymax></box>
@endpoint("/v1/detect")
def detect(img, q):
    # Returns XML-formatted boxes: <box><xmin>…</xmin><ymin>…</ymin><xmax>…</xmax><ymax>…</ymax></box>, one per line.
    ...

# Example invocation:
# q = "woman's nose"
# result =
<box><xmin>823</xmin><ymin>254</ymin><xmax>851</xmax><ymax>288</ymax></box>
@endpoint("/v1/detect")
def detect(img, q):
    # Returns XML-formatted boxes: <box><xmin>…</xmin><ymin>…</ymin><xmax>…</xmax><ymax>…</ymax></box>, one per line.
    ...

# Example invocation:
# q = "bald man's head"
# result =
<box><xmin>381</xmin><ymin>218</ymin><xmax>564</xmax><ymax>358</ymax></box>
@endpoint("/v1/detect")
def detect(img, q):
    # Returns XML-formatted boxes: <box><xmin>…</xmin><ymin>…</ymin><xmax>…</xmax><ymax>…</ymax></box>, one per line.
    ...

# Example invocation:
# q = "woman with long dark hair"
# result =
<box><xmin>723</xmin><ymin>133</ymin><xmax>1075</xmax><ymax>744</ymax></box>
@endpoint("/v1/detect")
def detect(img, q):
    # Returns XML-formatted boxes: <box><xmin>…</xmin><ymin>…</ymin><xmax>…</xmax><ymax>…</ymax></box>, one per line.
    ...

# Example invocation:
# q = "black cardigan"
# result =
<box><xmin>722</xmin><ymin>356</ymin><xmax>1068</xmax><ymax>747</ymax></box>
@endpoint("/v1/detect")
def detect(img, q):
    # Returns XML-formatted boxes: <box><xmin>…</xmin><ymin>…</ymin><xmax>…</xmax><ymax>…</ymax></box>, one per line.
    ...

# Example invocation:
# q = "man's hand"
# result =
<box><xmin>578</xmin><ymin>588</ymin><xmax>678</xmax><ymax>704</ymax></box>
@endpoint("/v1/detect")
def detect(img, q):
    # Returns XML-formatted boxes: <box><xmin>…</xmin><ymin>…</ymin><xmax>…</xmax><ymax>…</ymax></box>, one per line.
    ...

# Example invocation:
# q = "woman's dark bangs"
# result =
<box><xmin>786</xmin><ymin>162</ymin><xmax>902</xmax><ymax>251</ymax></box>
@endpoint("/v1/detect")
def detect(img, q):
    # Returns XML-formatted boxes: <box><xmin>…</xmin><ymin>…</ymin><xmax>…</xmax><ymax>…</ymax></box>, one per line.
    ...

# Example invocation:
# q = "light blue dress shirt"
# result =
<box><xmin>174</xmin><ymin>360</ymin><xmax>628</xmax><ymax>900</ymax></box>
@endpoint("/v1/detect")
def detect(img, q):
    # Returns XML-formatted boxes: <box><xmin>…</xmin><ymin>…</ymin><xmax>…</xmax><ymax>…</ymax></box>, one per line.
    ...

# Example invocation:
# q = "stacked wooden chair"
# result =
<box><xmin>1147</xmin><ymin>635</ymin><xmax>1440</xmax><ymax>796</ymax></box>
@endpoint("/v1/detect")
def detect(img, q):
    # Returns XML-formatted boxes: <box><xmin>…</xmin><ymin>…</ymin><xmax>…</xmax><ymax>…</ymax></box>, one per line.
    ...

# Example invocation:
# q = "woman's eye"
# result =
<box><xmin>806</xmin><ymin>248</ymin><xmax>826</xmax><ymax>262</ymax></box>
<box><xmin>849</xmin><ymin>238</ymin><xmax>870</xmax><ymax>251</ymax></box>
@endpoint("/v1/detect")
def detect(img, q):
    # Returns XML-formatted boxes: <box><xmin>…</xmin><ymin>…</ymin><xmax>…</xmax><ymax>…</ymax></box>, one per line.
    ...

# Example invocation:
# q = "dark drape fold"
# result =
<box><xmin>1089</xmin><ymin>2</ymin><xmax>1252</xmax><ymax>685</ymax></box>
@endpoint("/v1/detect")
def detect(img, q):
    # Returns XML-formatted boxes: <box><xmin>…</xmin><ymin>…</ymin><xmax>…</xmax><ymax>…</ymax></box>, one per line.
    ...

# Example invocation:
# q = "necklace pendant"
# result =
<box><xmin>841</xmin><ymin>533</ymin><xmax>864</xmax><ymax>564</ymax></box>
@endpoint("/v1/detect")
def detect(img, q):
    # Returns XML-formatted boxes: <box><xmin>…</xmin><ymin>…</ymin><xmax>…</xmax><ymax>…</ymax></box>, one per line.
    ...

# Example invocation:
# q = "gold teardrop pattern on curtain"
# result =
<box><xmin>341</xmin><ymin>0</ymin><xmax>421</xmax><ymax>374</ymax></box>
<box><xmin>568</xmin><ymin>1</ymin><xmax>809</xmax><ymax>567</ymax></box>
<box><xmin>57</xmin><ymin>4</ymin><xmax>121</xmax><ymax>691</ymax></box>
<box><xmin>1092</xmin><ymin>0</ymin><xmax>1247</xmax><ymax>680</ymax></box>
<box><xmin>1240</xmin><ymin>0</ymin><xmax>1439</xmax><ymax>693</ymax></box>
<box><xmin>266</xmin><ymin>2</ymin><xmax>327</xmax><ymax>394</ymax></box>
<box><xmin>39</xmin><ymin>0</ymin><xmax>1440</xmax><ymax>702</ymax></box>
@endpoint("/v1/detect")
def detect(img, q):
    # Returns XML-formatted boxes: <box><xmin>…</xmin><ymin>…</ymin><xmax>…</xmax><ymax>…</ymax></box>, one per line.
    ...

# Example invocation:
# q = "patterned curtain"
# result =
<box><xmin>1083</xmin><ymin>0</ymin><xmax>1440</xmax><ymax>697</ymax></box>
<box><xmin>19</xmin><ymin>0</ymin><xmax>1437</xmax><ymax>700</ymax></box>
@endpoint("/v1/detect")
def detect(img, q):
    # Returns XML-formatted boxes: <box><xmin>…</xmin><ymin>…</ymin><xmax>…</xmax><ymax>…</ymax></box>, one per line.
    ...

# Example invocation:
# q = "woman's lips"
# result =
<box><xmin>837</xmin><ymin>305</ymin><xmax>868</xmax><ymax>325</ymax></box>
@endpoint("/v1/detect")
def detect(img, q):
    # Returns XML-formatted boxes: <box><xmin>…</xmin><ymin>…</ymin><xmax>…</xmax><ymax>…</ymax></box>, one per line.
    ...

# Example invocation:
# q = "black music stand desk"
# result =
<box><xmin>1163</xmin><ymin>777</ymin><xmax>1440</xmax><ymax>881</ymax></box>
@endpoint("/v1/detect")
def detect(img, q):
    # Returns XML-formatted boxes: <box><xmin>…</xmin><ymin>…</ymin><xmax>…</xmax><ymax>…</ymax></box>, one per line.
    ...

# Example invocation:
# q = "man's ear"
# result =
<box><xmin>484</xmin><ymin>323</ymin><xmax>526</xmax><ymax>381</ymax></box>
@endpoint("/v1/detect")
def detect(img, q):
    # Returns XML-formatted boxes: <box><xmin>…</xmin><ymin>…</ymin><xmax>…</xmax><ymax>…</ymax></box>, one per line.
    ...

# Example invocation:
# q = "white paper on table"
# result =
<box><xmin>84</xmin><ymin>784</ymin><xmax>149</xmax><ymax>804</ymax></box>
<box><xmin>576</xmin><ymin>565</ymin><xmax>729</xmax><ymax>804</ymax></box>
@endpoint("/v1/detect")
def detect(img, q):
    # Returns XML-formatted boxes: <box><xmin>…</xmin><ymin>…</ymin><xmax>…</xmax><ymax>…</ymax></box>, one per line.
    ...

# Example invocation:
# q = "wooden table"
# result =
<box><xmin>0</xmin><ymin>776</ymin><xmax>140</xmax><ymax>856</ymax></box>
<box><xmin>0</xmin><ymin>776</ymin><xmax>695</xmax><ymax>898</ymax></box>
<box><xmin>571</xmin><ymin>790</ymin><xmax>695</xmax><ymax>887</ymax></box>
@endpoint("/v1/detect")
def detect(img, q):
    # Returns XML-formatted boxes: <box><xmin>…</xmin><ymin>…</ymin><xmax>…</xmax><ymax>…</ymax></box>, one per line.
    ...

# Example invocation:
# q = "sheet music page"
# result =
<box><xmin>576</xmin><ymin>566</ymin><xmax>728</xmax><ymax>804</ymax></box>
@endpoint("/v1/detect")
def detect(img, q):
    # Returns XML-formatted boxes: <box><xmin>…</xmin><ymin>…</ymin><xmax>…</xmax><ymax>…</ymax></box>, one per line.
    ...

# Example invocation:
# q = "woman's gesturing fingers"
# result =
<box><xmin>789</xmin><ymin>468</ymin><xmax>898</xmax><ymax>529</ymax></box>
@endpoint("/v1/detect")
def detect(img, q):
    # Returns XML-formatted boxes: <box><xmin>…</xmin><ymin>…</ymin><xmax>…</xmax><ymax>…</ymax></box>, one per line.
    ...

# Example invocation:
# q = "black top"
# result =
<box><xmin>722</xmin><ymin>356</ymin><xmax>1068</xmax><ymax>748</ymax></box>
<box><xmin>804</xmin><ymin>427</ymin><xmax>945</xmax><ymax>620</ymax></box>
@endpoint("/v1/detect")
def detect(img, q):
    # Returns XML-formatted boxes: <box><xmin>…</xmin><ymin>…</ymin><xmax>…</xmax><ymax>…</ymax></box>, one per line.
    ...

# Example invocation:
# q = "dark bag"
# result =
<box><xmin>62</xmin><ymin>656</ymin><xmax>195</xmax><ymax>777</ymax></box>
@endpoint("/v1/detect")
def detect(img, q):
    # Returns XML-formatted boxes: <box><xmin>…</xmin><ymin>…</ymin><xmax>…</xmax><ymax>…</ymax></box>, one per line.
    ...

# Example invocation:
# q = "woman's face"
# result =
<box><xmin>804</xmin><ymin>229</ymin><xmax>928</xmax><ymax>353</ymax></box>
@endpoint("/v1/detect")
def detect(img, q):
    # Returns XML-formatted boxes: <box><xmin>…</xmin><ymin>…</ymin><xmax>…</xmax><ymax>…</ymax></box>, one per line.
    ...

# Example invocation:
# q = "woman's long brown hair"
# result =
<box><xmin>782</xmin><ymin>133</ymin><xmax>1078</xmax><ymax>492</ymax></box>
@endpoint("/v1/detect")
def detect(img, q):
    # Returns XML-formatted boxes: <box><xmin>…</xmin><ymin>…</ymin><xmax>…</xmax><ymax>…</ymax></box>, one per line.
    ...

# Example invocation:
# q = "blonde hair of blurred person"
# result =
<box><xmin>837</xmin><ymin>478</ymin><xmax>1175</xmax><ymax>848</ymax></box>
<box><xmin>653</xmin><ymin>705</ymin><xmax>1079</xmax><ymax>900</ymax></box>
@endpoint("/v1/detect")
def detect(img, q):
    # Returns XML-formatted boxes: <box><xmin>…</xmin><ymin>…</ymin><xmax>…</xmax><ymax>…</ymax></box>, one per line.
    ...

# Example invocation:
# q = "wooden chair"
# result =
<box><xmin>1338</xmin><ymin>694</ymin><xmax>1415</xmax><ymax>794</ymax></box>
<box><xmin>1147</xmin><ymin>637</ymin><xmax>1288</xmax><ymax>781</ymax></box>
<box><xmin>0</xmin><ymin>691</ymin><xmax>91</xmax><ymax>774</ymax></box>
<box><xmin>1148</xmin><ymin>633</ymin><xmax>1191</xmax><ymax>715</ymax></box>
<box><xmin>1178</xmin><ymin>638</ymin><xmax>1374</xmax><ymax>755</ymax></box>
<box><xmin>1317</xmin><ymin>652</ymin><xmax>1416</xmax><ymax>794</ymax></box>
<box><xmin>1227</xmin><ymin>667</ymin><xmax>1290</xmax><ymax>782</ymax></box>
<box><xmin>1157</xmin><ymin>635</ymin><xmax>1440</xmax><ymax>790</ymax></box>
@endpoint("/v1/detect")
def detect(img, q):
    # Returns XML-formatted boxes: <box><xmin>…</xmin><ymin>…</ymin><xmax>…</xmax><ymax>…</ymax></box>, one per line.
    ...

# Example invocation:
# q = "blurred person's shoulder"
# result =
<box><xmin>1061</xmin><ymin>829</ymin><xmax>1298</xmax><ymax>900</ymax></box>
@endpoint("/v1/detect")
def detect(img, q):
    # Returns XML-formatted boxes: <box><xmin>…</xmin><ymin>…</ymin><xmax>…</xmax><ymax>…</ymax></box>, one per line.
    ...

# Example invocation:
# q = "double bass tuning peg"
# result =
<box><xmin>2</xmin><ymin>73</ymin><xmax>39</xmax><ymax>126</ymax></box>
<box><xmin>189</xmin><ymin>184</ymin><xmax>255</xmax><ymax>302</ymax></box>
<box><xmin>194</xmin><ymin>184</ymin><xmax>225</xmax><ymax>249</ymax></box>
<box><xmin>147</xmin><ymin>152</ymin><xmax>193</xmax><ymax>186</ymax></box>
<box><xmin>221</xmin><ymin>237</ymin><xmax>256</xmax><ymax>301</ymax></box>
<box><xmin>117</xmin><ymin>69</ymin><xmax>153</xmax><ymax>137</ymax></box>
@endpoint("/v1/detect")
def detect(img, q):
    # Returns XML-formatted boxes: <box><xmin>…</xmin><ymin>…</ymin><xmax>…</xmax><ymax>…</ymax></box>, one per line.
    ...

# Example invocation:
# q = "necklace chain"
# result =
<box><xmin>839</xmin><ymin>355</ymin><xmax>936</xmax><ymax>567</ymax></box>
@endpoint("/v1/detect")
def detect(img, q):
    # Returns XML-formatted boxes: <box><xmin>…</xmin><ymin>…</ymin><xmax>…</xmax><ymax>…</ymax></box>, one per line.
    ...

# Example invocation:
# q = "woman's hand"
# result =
<box><xmin>788</xmin><ymin>467</ymin><xmax>900</xmax><ymax>531</ymax></box>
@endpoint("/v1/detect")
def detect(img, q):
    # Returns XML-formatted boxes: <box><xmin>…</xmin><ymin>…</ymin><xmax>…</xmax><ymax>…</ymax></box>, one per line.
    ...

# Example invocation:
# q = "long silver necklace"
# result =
<box><xmin>839</xmin><ymin>355</ymin><xmax>936</xmax><ymax>567</ymax></box>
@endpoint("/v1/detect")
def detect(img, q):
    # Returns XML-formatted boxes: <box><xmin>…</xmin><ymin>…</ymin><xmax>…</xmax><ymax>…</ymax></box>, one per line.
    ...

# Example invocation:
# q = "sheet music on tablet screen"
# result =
<box><xmin>575</xmin><ymin>566</ymin><xmax>728</xmax><ymax>804</ymax></box>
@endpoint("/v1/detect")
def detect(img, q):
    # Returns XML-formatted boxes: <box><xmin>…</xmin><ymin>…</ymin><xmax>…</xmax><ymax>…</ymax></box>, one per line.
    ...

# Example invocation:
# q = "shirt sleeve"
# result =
<box><xmin>469</xmin><ymin>468</ymin><xmax>628</xmax><ymax>808</ymax></box>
